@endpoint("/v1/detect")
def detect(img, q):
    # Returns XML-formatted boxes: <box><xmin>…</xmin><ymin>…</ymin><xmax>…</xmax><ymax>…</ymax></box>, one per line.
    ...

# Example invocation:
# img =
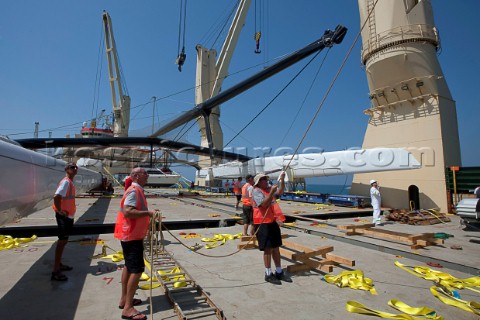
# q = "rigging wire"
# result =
<box><xmin>207</xmin><ymin>1</ymin><xmax>239</xmax><ymax>49</ymax></box>
<box><xmin>282</xmin><ymin>0</ymin><xmax>380</xmax><ymax>172</ymax></box>
<box><xmin>278</xmin><ymin>49</ymin><xmax>331</xmax><ymax>147</ymax></box>
<box><xmin>224</xmin><ymin>50</ymin><xmax>322</xmax><ymax>148</ymax></box>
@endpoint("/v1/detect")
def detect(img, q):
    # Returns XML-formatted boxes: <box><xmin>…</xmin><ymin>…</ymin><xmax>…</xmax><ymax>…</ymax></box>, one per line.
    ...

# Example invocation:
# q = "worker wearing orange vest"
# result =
<box><xmin>233</xmin><ymin>177</ymin><xmax>243</xmax><ymax>210</ymax></box>
<box><xmin>114</xmin><ymin>167</ymin><xmax>157</xmax><ymax>319</ymax></box>
<box><xmin>51</xmin><ymin>162</ymin><xmax>78</xmax><ymax>281</ymax></box>
<box><xmin>252</xmin><ymin>171</ymin><xmax>292</xmax><ymax>285</ymax></box>
<box><xmin>241</xmin><ymin>175</ymin><xmax>255</xmax><ymax>236</ymax></box>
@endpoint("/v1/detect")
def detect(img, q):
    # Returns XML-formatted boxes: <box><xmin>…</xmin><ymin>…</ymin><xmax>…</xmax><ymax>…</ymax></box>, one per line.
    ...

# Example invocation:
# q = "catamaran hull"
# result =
<box><xmin>0</xmin><ymin>139</ymin><xmax>103</xmax><ymax>226</ymax></box>
<box><xmin>200</xmin><ymin>148</ymin><xmax>421</xmax><ymax>180</ymax></box>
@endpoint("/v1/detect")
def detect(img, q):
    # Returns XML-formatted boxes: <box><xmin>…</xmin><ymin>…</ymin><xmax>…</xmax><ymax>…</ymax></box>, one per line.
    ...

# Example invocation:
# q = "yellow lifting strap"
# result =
<box><xmin>323</xmin><ymin>270</ymin><xmax>378</xmax><ymax>295</ymax></box>
<box><xmin>346</xmin><ymin>300</ymin><xmax>444</xmax><ymax>320</ymax></box>
<box><xmin>139</xmin><ymin>259</ymin><xmax>187</xmax><ymax>290</ymax></box>
<box><xmin>0</xmin><ymin>234</ymin><xmax>37</xmax><ymax>250</ymax></box>
<box><xmin>93</xmin><ymin>245</ymin><xmax>124</xmax><ymax>262</ymax></box>
<box><xmin>201</xmin><ymin>233</ymin><xmax>242</xmax><ymax>249</ymax></box>
<box><xmin>395</xmin><ymin>261</ymin><xmax>480</xmax><ymax>315</ymax></box>
<box><xmin>430</xmin><ymin>285</ymin><xmax>480</xmax><ymax>315</ymax></box>
<box><xmin>394</xmin><ymin>261</ymin><xmax>480</xmax><ymax>292</ymax></box>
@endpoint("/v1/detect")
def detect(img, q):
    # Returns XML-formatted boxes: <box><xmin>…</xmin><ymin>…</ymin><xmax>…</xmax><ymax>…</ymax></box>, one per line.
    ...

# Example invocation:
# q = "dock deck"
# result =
<box><xmin>0</xmin><ymin>189</ymin><xmax>478</xmax><ymax>319</ymax></box>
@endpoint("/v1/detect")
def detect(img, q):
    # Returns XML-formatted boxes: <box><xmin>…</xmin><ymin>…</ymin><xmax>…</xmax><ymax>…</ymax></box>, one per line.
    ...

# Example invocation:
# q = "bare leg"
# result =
<box><xmin>119</xmin><ymin>266</ymin><xmax>129</xmax><ymax>307</ymax></box>
<box><xmin>53</xmin><ymin>239</ymin><xmax>67</xmax><ymax>272</ymax></box>
<box><xmin>121</xmin><ymin>272</ymin><xmax>143</xmax><ymax>317</ymax></box>
<box><xmin>272</xmin><ymin>247</ymin><xmax>281</xmax><ymax>268</ymax></box>
<box><xmin>243</xmin><ymin>223</ymin><xmax>248</xmax><ymax>236</ymax></box>
<box><xmin>263</xmin><ymin>247</ymin><xmax>272</xmax><ymax>268</ymax></box>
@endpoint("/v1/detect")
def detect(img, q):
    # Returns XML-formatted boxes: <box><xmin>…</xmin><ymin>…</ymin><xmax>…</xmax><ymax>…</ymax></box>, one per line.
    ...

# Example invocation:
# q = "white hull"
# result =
<box><xmin>199</xmin><ymin>148</ymin><xmax>420</xmax><ymax>180</ymax></box>
<box><xmin>146</xmin><ymin>175</ymin><xmax>181</xmax><ymax>187</ymax></box>
<box><xmin>140</xmin><ymin>168</ymin><xmax>181</xmax><ymax>187</ymax></box>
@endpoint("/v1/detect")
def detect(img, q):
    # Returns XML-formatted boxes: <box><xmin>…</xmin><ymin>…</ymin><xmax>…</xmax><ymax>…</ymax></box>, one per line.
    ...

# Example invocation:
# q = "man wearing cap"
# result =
<box><xmin>51</xmin><ymin>162</ymin><xmax>78</xmax><ymax>281</ymax></box>
<box><xmin>241</xmin><ymin>175</ymin><xmax>255</xmax><ymax>236</ymax></box>
<box><xmin>252</xmin><ymin>171</ymin><xmax>292</xmax><ymax>285</ymax></box>
<box><xmin>370</xmin><ymin>179</ymin><xmax>382</xmax><ymax>226</ymax></box>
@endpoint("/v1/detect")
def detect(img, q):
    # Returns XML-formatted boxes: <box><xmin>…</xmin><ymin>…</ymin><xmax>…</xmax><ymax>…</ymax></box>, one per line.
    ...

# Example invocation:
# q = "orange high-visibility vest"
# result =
<box><xmin>52</xmin><ymin>177</ymin><xmax>76</xmax><ymax>218</ymax></box>
<box><xmin>114</xmin><ymin>185</ymin><xmax>150</xmax><ymax>241</ymax></box>
<box><xmin>233</xmin><ymin>181</ymin><xmax>242</xmax><ymax>195</ymax></box>
<box><xmin>241</xmin><ymin>183</ymin><xmax>253</xmax><ymax>206</ymax></box>
<box><xmin>252</xmin><ymin>187</ymin><xmax>285</xmax><ymax>224</ymax></box>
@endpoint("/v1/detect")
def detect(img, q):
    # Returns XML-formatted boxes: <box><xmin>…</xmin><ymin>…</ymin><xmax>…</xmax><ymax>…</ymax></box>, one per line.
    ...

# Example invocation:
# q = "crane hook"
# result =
<box><xmin>254</xmin><ymin>32</ymin><xmax>262</xmax><ymax>54</ymax></box>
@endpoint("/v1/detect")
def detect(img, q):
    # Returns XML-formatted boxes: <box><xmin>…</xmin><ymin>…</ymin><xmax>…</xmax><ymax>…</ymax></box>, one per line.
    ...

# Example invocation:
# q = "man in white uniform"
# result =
<box><xmin>370</xmin><ymin>179</ymin><xmax>381</xmax><ymax>226</ymax></box>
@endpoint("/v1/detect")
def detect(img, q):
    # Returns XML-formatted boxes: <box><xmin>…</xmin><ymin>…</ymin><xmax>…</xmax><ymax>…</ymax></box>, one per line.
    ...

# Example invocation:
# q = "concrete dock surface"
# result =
<box><xmin>1</xmin><ymin>190</ymin><xmax>479</xmax><ymax>319</ymax></box>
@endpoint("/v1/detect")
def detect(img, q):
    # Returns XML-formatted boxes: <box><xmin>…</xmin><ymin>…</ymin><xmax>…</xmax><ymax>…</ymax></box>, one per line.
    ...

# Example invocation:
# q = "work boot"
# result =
<box><xmin>265</xmin><ymin>273</ymin><xmax>281</xmax><ymax>285</ymax></box>
<box><xmin>275</xmin><ymin>271</ymin><xmax>292</xmax><ymax>283</ymax></box>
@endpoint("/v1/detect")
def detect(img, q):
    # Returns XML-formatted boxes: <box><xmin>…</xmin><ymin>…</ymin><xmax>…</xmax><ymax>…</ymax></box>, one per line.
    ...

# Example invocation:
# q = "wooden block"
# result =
<box><xmin>292</xmin><ymin>246</ymin><xmax>334</xmax><ymax>260</ymax></box>
<box><xmin>337</xmin><ymin>223</ymin><xmax>375</xmax><ymax>230</ymax></box>
<box><xmin>240</xmin><ymin>235</ymin><xmax>256</xmax><ymax>241</ymax></box>
<box><xmin>320</xmin><ymin>265</ymin><xmax>334</xmax><ymax>273</ymax></box>
<box><xmin>237</xmin><ymin>242</ymin><xmax>257</xmax><ymax>249</ymax></box>
<box><xmin>415</xmin><ymin>239</ymin><xmax>428</xmax><ymax>247</ymax></box>
<box><xmin>345</xmin><ymin>232</ymin><xmax>360</xmax><ymax>236</ymax></box>
<box><xmin>282</xmin><ymin>239</ymin><xmax>318</xmax><ymax>252</ymax></box>
<box><xmin>287</xmin><ymin>261</ymin><xmax>334</xmax><ymax>273</ymax></box>
<box><xmin>426</xmin><ymin>238</ymin><xmax>444</xmax><ymax>245</ymax></box>
<box><xmin>325</xmin><ymin>253</ymin><xmax>355</xmax><ymax>267</ymax></box>
<box><xmin>279</xmin><ymin>247</ymin><xmax>298</xmax><ymax>260</ymax></box>
<box><xmin>287</xmin><ymin>263</ymin><xmax>312</xmax><ymax>273</ymax></box>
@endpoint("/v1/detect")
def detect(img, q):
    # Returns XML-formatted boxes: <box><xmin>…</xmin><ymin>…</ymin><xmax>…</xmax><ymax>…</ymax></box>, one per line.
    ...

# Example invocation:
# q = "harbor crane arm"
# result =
<box><xmin>102</xmin><ymin>11</ymin><xmax>131</xmax><ymax>137</ymax></box>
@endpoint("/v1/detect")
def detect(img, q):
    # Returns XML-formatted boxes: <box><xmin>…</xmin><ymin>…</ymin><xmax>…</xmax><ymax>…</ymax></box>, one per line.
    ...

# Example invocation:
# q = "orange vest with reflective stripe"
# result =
<box><xmin>252</xmin><ymin>187</ymin><xmax>285</xmax><ymax>224</ymax></box>
<box><xmin>52</xmin><ymin>177</ymin><xmax>76</xmax><ymax>218</ymax></box>
<box><xmin>241</xmin><ymin>183</ymin><xmax>253</xmax><ymax>206</ymax></box>
<box><xmin>114</xmin><ymin>185</ymin><xmax>150</xmax><ymax>241</ymax></box>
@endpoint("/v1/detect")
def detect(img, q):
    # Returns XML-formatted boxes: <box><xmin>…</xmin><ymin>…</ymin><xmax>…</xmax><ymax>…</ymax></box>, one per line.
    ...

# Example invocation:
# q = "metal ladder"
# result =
<box><xmin>144</xmin><ymin>232</ymin><xmax>225</xmax><ymax>320</ymax></box>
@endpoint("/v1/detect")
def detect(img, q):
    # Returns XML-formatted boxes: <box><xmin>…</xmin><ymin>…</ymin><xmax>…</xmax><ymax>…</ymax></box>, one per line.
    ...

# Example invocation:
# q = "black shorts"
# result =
<box><xmin>55</xmin><ymin>212</ymin><xmax>74</xmax><ymax>240</ymax></box>
<box><xmin>236</xmin><ymin>195</ymin><xmax>242</xmax><ymax>202</ymax></box>
<box><xmin>256</xmin><ymin>222</ymin><xmax>282</xmax><ymax>251</ymax></box>
<box><xmin>121</xmin><ymin>240</ymin><xmax>145</xmax><ymax>274</ymax></box>
<box><xmin>242</xmin><ymin>205</ymin><xmax>253</xmax><ymax>224</ymax></box>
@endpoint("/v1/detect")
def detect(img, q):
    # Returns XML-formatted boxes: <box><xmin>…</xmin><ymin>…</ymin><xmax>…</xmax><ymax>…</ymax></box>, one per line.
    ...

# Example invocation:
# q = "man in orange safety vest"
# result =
<box><xmin>51</xmin><ymin>162</ymin><xmax>78</xmax><ymax>281</ymax></box>
<box><xmin>114</xmin><ymin>167</ymin><xmax>158</xmax><ymax>320</ymax></box>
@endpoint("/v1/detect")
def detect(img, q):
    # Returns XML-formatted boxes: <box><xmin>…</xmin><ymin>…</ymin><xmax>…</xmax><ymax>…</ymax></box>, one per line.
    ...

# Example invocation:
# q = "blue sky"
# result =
<box><xmin>1</xmin><ymin>1</ymin><xmax>479</xmax><ymax>181</ymax></box>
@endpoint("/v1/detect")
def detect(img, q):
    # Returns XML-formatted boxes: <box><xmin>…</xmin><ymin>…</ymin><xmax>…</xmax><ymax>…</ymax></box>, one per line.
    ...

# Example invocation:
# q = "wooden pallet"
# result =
<box><xmin>238</xmin><ymin>235</ymin><xmax>355</xmax><ymax>273</ymax></box>
<box><xmin>337</xmin><ymin>223</ymin><xmax>444</xmax><ymax>249</ymax></box>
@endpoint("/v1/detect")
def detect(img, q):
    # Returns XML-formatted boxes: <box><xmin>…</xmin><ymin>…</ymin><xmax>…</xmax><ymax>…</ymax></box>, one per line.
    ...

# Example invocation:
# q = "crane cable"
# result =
<box><xmin>175</xmin><ymin>0</ymin><xmax>187</xmax><ymax>71</ymax></box>
<box><xmin>254</xmin><ymin>0</ymin><xmax>262</xmax><ymax>53</ymax></box>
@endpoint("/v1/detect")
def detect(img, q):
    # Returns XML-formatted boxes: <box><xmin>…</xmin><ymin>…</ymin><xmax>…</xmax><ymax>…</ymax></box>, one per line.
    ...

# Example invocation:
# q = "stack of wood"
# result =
<box><xmin>385</xmin><ymin>209</ymin><xmax>451</xmax><ymax>225</ymax></box>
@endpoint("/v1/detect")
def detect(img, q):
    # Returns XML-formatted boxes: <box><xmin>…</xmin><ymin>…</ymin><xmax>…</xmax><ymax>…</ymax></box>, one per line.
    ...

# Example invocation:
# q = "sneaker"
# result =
<box><xmin>265</xmin><ymin>273</ymin><xmax>281</xmax><ymax>285</ymax></box>
<box><xmin>51</xmin><ymin>271</ymin><xmax>68</xmax><ymax>281</ymax></box>
<box><xmin>275</xmin><ymin>271</ymin><xmax>292</xmax><ymax>283</ymax></box>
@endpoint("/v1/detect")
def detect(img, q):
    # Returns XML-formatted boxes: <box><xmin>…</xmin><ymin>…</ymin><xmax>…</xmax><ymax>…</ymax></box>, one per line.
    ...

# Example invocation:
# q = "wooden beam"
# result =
<box><xmin>291</xmin><ymin>246</ymin><xmax>333</xmax><ymax>260</ymax></box>
<box><xmin>325</xmin><ymin>253</ymin><xmax>355</xmax><ymax>266</ymax></box>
